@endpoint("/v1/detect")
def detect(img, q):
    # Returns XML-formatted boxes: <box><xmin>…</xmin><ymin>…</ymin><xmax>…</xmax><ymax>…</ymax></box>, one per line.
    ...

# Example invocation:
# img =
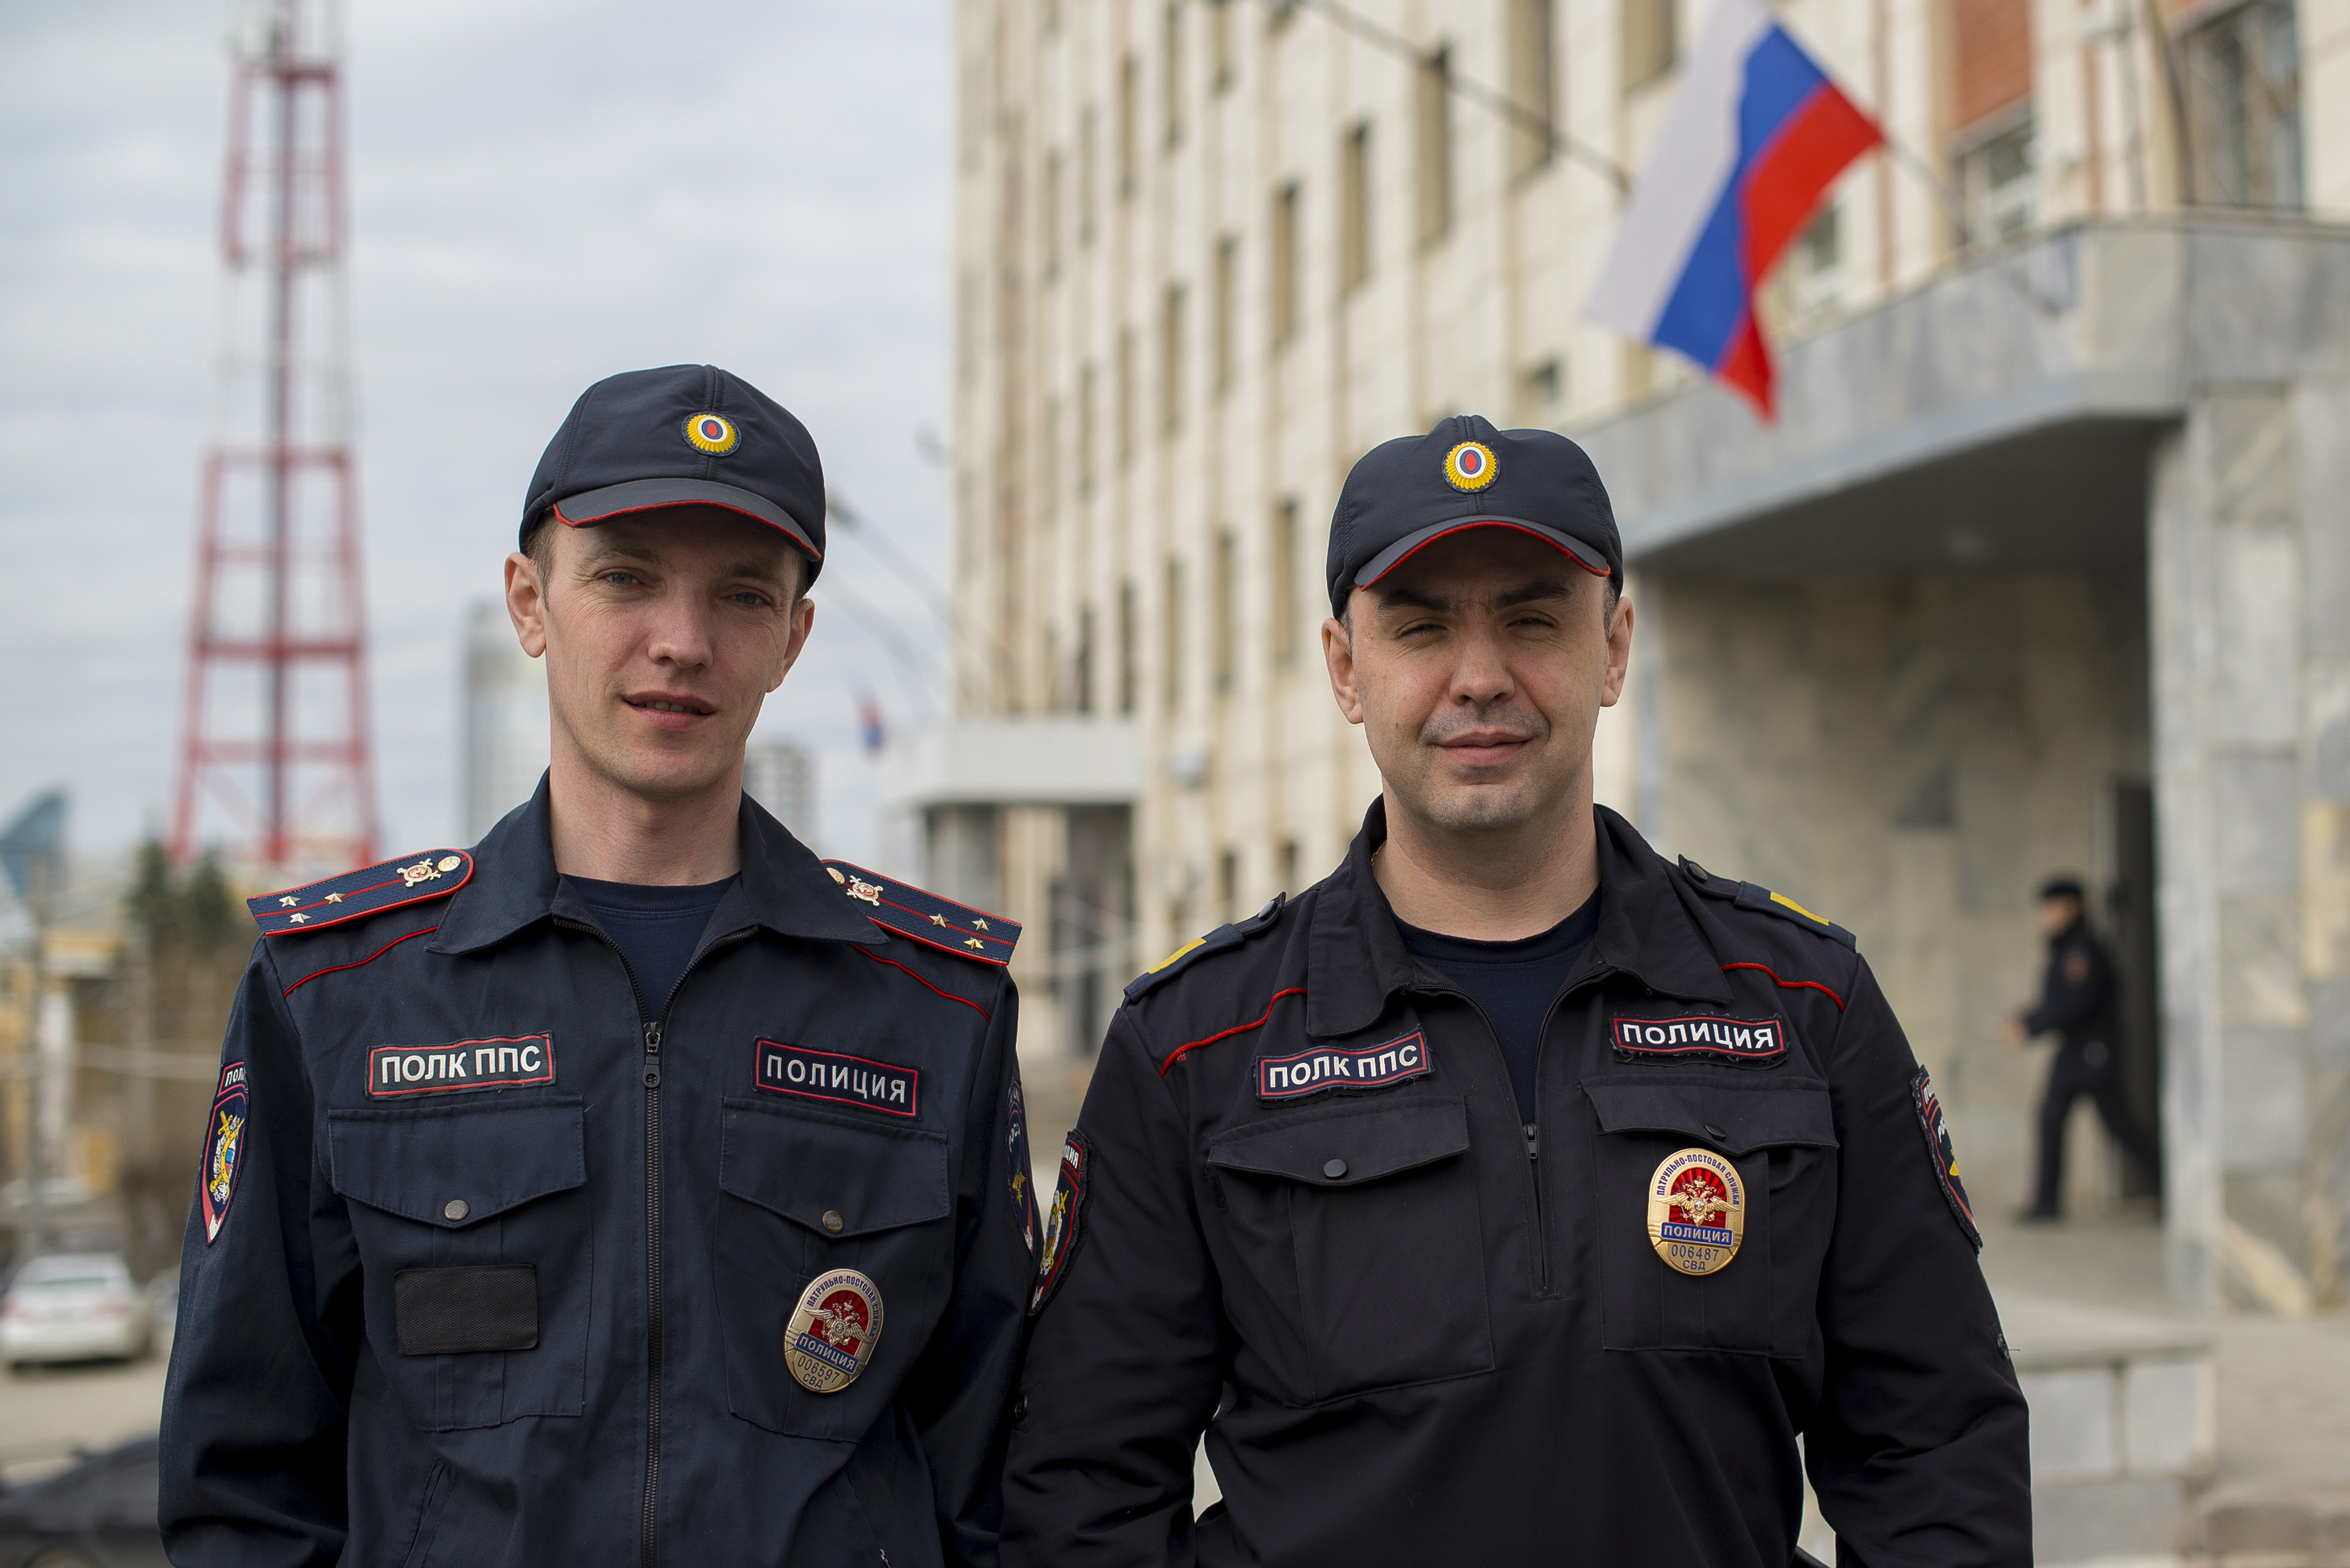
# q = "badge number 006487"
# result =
<box><xmin>1645</xmin><ymin>1147</ymin><xmax>1745</xmax><ymax>1277</ymax></box>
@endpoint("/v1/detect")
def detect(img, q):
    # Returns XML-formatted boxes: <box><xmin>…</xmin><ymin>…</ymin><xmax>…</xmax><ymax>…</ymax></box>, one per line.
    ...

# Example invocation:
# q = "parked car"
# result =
<box><xmin>0</xmin><ymin>1255</ymin><xmax>150</xmax><ymax>1369</ymax></box>
<box><xmin>0</xmin><ymin>1436</ymin><xmax>166</xmax><ymax>1568</ymax></box>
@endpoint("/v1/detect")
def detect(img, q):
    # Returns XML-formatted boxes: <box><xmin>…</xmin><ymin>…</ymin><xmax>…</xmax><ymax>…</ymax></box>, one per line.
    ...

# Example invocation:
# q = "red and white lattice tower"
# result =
<box><xmin>169</xmin><ymin>0</ymin><xmax>378</xmax><ymax>875</ymax></box>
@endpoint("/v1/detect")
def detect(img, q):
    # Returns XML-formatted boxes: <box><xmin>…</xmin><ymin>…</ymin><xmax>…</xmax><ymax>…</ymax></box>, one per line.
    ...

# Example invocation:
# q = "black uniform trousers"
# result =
<box><xmin>2031</xmin><ymin>1039</ymin><xmax>2161</xmax><ymax>1214</ymax></box>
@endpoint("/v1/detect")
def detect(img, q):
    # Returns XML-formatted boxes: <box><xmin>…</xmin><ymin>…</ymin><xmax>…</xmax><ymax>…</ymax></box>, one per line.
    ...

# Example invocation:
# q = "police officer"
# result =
<box><xmin>1000</xmin><ymin>417</ymin><xmax>2030</xmax><ymax>1566</ymax></box>
<box><xmin>161</xmin><ymin>366</ymin><xmax>1038</xmax><ymax>1566</ymax></box>
<box><xmin>2006</xmin><ymin>875</ymin><xmax>2160</xmax><ymax>1220</ymax></box>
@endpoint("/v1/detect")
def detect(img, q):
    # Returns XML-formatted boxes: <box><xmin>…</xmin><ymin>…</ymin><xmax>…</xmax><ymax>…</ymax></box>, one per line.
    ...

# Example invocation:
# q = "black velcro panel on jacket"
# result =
<box><xmin>394</xmin><ymin>1264</ymin><xmax>540</xmax><ymax>1356</ymax></box>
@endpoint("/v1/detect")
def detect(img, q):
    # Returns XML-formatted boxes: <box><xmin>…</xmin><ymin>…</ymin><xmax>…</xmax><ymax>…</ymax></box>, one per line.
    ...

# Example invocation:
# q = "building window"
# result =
<box><xmin>1078</xmin><ymin>362</ymin><xmax>1097</xmax><ymax>495</ymax></box>
<box><xmin>1213</xmin><ymin>234</ymin><xmax>1239</xmax><ymax>391</ymax></box>
<box><xmin>1340</xmin><ymin>121</ymin><xmax>1372</xmax><ymax>291</ymax></box>
<box><xmin>1164</xmin><ymin>3</ymin><xmax>1185</xmax><ymax>149</ymax></box>
<box><xmin>1119</xmin><ymin>580</ymin><xmax>1137</xmax><ymax>714</ymax></box>
<box><xmin>1518</xmin><ymin>358</ymin><xmax>1564</xmax><ymax>421</ymax></box>
<box><xmin>1079</xmin><ymin>105</ymin><xmax>1099</xmax><ymax>242</ymax></box>
<box><xmin>1280</xmin><ymin>838</ymin><xmax>1300</xmax><ymax>894</ymax></box>
<box><xmin>956</xmin><ymin>267</ymin><xmax>980</xmax><ymax>385</ymax></box>
<box><xmin>1416</xmin><ymin>45</ymin><xmax>1453</xmax><ymax>244</ymax></box>
<box><xmin>2184</xmin><ymin>0</ymin><xmax>2302</xmax><ymax>209</ymax></box>
<box><xmin>1119</xmin><ymin>54</ymin><xmax>1140</xmax><ymax>196</ymax></box>
<box><xmin>1785</xmin><ymin>201</ymin><xmax>1843</xmax><ymax>315</ymax></box>
<box><xmin>1212</xmin><ymin>0</ymin><xmax>1235</xmax><ymax>91</ymax></box>
<box><xmin>1117</xmin><ymin>328</ymin><xmax>1136</xmax><ymax>464</ymax></box>
<box><xmin>1163</xmin><ymin>556</ymin><xmax>1185</xmax><ymax>710</ymax></box>
<box><xmin>1271</xmin><ymin>497</ymin><xmax>1300</xmax><ymax>664</ymax></box>
<box><xmin>1218</xmin><ymin>848</ymin><xmax>1239</xmax><ymax>923</ymax></box>
<box><xmin>1956</xmin><ymin>114</ymin><xmax>2036</xmax><ymax>243</ymax></box>
<box><xmin>1077</xmin><ymin>602</ymin><xmax>1096</xmax><ymax>714</ymax></box>
<box><xmin>1213</xmin><ymin>529</ymin><xmax>1238</xmax><ymax>692</ymax></box>
<box><xmin>1507</xmin><ymin>0</ymin><xmax>1556</xmax><ymax>175</ymax></box>
<box><xmin>1042</xmin><ymin>396</ymin><xmax>1062</xmax><ymax>525</ymax></box>
<box><xmin>1043</xmin><ymin>148</ymin><xmax>1065</xmax><ymax>279</ymax></box>
<box><xmin>1161</xmin><ymin>284</ymin><xmax>1187</xmax><ymax>435</ymax></box>
<box><xmin>1271</xmin><ymin>180</ymin><xmax>1302</xmax><ymax>347</ymax></box>
<box><xmin>1622</xmin><ymin>0</ymin><xmax>1676</xmax><ymax>91</ymax></box>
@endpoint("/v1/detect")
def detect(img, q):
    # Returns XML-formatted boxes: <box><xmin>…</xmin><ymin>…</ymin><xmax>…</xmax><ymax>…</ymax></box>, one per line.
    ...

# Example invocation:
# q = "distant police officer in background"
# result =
<box><xmin>161</xmin><ymin>365</ymin><xmax>1038</xmax><ymax>1567</ymax></box>
<box><xmin>2006</xmin><ymin>875</ymin><xmax>2161</xmax><ymax>1221</ymax></box>
<box><xmin>1000</xmin><ymin>417</ymin><xmax>2030</xmax><ymax>1567</ymax></box>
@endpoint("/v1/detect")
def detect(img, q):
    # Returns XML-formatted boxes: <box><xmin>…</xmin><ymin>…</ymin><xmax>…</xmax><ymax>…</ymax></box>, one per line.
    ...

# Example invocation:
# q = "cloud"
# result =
<box><xmin>0</xmin><ymin>0</ymin><xmax>950</xmax><ymax>866</ymax></box>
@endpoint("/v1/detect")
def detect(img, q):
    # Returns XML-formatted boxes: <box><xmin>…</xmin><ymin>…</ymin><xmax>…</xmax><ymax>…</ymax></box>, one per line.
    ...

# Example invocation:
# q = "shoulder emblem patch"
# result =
<box><xmin>822</xmin><ymin>860</ymin><xmax>1019</xmax><ymax>966</ymax></box>
<box><xmin>1031</xmin><ymin>1131</ymin><xmax>1090</xmax><ymax>1316</ymax></box>
<box><xmin>248</xmin><ymin>850</ymin><xmax>472</xmax><ymax>937</ymax></box>
<box><xmin>201</xmin><ymin>1060</ymin><xmax>249</xmax><ymax>1244</ymax></box>
<box><xmin>1007</xmin><ymin>1074</ymin><xmax>1037</xmax><ymax>1255</ymax></box>
<box><xmin>1125</xmin><ymin>894</ymin><xmax>1285</xmax><ymax>1003</ymax></box>
<box><xmin>1730</xmin><ymin>880</ymin><xmax>1857</xmax><ymax>950</ymax></box>
<box><xmin>1911</xmin><ymin>1066</ymin><xmax>1981</xmax><ymax>1252</ymax></box>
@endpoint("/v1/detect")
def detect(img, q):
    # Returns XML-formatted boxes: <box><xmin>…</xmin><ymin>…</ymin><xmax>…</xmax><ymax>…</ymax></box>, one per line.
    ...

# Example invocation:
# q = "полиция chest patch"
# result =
<box><xmin>755</xmin><ymin>1041</ymin><xmax>920</xmax><ymax>1118</ymax></box>
<box><xmin>367</xmin><ymin>1035</ymin><xmax>555</xmax><ymax>1098</ymax></box>
<box><xmin>1612</xmin><ymin>1014</ymin><xmax>1787</xmax><ymax>1068</ymax></box>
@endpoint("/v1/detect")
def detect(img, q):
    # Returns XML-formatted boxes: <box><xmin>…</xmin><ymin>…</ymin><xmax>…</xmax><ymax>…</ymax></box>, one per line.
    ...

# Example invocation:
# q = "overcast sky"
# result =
<box><xmin>0</xmin><ymin>0</ymin><xmax>950</xmax><ymax>870</ymax></box>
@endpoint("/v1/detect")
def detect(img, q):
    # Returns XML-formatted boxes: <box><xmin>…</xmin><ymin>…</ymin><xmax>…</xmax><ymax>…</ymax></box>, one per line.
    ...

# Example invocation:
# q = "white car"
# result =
<box><xmin>0</xmin><ymin>1252</ymin><xmax>153</xmax><ymax>1367</ymax></box>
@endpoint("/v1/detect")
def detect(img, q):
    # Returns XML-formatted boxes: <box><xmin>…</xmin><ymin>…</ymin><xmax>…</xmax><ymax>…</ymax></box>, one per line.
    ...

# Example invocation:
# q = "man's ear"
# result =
<box><xmin>1598</xmin><ymin>593</ymin><xmax>1635</xmax><ymax>709</ymax></box>
<box><xmin>505</xmin><ymin>550</ymin><xmax>548</xmax><ymax>659</ymax></box>
<box><xmin>1323</xmin><ymin>607</ymin><xmax>1365</xmax><ymax>727</ymax></box>
<box><xmin>768</xmin><ymin>595</ymin><xmax>817</xmax><ymax>694</ymax></box>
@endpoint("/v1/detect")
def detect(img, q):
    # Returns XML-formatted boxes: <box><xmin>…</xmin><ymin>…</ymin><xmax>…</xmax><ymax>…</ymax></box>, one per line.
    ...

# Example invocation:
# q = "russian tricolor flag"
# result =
<box><xmin>1587</xmin><ymin>0</ymin><xmax>1882</xmax><ymax>417</ymax></box>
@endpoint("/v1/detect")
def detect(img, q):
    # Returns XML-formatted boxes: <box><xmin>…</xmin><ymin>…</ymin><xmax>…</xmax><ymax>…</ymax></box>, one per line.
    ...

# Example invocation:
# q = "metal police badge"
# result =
<box><xmin>1443</xmin><ymin>439</ymin><xmax>1498</xmax><ymax>493</ymax></box>
<box><xmin>785</xmin><ymin>1269</ymin><xmax>884</xmax><ymax>1394</ymax></box>
<box><xmin>1646</xmin><ymin>1147</ymin><xmax>1745</xmax><ymax>1277</ymax></box>
<box><xmin>201</xmin><ymin>1061</ymin><xmax>249</xmax><ymax>1245</ymax></box>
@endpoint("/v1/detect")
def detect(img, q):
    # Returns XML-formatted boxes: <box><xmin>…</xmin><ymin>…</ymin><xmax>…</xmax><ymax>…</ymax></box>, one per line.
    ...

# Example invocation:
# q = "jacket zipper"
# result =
<box><xmin>559</xmin><ymin>916</ymin><xmax>750</xmax><ymax>1568</ymax></box>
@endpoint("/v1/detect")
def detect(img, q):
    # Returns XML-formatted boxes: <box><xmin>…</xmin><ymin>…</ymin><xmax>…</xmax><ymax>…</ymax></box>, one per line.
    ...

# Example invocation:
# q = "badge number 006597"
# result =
<box><xmin>1646</xmin><ymin>1147</ymin><xmax>1745</xmax><ymax>1276</ymax></box>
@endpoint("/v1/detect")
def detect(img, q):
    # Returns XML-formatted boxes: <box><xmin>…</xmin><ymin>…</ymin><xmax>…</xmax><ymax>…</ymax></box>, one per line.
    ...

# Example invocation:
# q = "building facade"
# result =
<box><xmin>945</xmin><ymin>0</ymin><xmax>2350</xmax><ymax>1317</ymax></box>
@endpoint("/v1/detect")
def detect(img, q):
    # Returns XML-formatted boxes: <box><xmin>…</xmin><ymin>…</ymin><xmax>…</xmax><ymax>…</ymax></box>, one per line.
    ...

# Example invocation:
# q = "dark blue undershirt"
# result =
<box><xmin>569</xmin><ymin>874</ymin><xmax>737</xmax><ymax>1014</ymax></box>
<box><xmin>1397</xmin><ymin>891</ymin><xmax>1601</xmax><ymax>1124</ymax></box>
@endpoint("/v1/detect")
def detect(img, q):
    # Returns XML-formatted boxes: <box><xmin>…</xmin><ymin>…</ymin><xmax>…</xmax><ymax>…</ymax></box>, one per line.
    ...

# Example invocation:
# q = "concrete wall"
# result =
<box><xmin>1647</xmin><ymin>568</ymin><xmax>2150</xmax><ymax>1216</ymax></box>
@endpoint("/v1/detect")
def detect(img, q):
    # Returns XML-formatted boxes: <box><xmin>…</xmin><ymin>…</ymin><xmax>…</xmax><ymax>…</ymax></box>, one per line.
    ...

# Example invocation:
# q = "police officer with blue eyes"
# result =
<box><xmin>1000</xmin><ymin>417</ymin><xmax>2031</xmax><ymax>1567</ymax></box>
<box><xmin>160</xmin><ymin>365</ymin><xmax>1039</xmax><ymax>1568</ymax></box>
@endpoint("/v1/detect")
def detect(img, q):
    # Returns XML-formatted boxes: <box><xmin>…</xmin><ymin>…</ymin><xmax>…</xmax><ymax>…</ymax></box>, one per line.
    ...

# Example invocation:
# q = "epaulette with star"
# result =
<box><xmin>1677</xmin><ymin>856</ymin><xmax>1857</xmax><ymax>950</ymax></box>
<box><xmin>247</xmin><ymin>849</ymin><xmax>475</xmax><ymax>937</ymax></box>
<box><xmin>822</xmin><ymin>860</ymin><xmax>1021</xmax><ymax>966</ymax></box>
<box><xmin>1123</xmin><ymin>894</ymin><xmax>1286</xmax><ymax>1003</ymax></box>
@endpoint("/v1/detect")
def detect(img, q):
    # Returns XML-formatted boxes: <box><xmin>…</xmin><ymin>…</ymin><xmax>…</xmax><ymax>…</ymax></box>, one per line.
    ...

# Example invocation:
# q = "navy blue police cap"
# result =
<box><xmin>522</xmin><ymin>364</ymin><xmax>826</xmax><ymax>580</ymax></box>
<box><xmin>1325</xmin><ymin>414</ymin><xmax>1622</xmax><ymax>616</ymax></box>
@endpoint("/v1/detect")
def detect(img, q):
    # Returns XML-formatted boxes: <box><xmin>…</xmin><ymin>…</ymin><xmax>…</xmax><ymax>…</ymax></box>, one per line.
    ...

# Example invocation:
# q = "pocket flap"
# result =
<box><xmin>720</xmin><ymin>1100</ymin><xmax>951</xmax><ymax>1237</ymax></box>
<box><xmin>328</xmin><ymin>1100</ymin><xmax>586</xmax><ymax>1227</ymax></box>
<box><xmin>1582</xmin><ymin>1077</ymin><xmax>1837</xmax><ymax>1154</ymax></box>
<box><xmin>1206</xmin><ymin>1095</ymin><xmax>1470</xmax><ymax>1187</ymax></box>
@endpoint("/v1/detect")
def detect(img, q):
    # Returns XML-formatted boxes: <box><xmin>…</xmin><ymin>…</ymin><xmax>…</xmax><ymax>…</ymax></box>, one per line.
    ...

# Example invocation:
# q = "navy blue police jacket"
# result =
<box><xmin>159</xmin><ymin>783</ymin><xmax>1038</xmax><ymax>1568</ymax></box>
<box><xmin>1002</xmin><ymin>802</ymin><xmax>2030</xmax><ymax>1567</ymax></box>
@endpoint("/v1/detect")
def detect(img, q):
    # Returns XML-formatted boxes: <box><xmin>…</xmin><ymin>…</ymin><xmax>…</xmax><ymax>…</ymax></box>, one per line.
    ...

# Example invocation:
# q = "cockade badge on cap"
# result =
<box><xmin>1443</xmin><ymin>439</ymin><xmax>1499</xmax><ymax>493</ymax></box>
<box><xmin>683</xmin><ymin>411</ymin><xmax>741</xmax><ymax>455</ymax></box>
<box><xmin>823</xmin><ymin>860</ymin><xmax>1021</xmax><ymax>966</ymax></box>
<box><xmin>247</xmin><ymin>850</ymin><xmax>472</xmax><ymax>936</ymax></box>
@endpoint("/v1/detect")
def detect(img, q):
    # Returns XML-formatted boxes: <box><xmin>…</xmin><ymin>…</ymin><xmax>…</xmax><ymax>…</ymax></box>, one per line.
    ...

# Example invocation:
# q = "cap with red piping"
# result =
<box><xmin>1325</xmin><ymin>414</ymin><xmax>1621</xmax><ymax>616</ymax></box>
<box><xmin>521</xmin><ymin>363</ymin><xmax>826</xmax><ymax>579</ymax></box>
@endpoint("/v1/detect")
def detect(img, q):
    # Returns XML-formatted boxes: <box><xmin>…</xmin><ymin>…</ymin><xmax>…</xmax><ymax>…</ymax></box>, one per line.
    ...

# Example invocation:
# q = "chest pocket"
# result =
<box><xmin>1205</xmin><ymin>1093</ymin><xmax>1491</xmax><ymax>1404</ymax></box>
<box><xmin>1582</xmin><ymin>1076</ymin><xmax>1837</xmax><ymax>1357</ymax></box>
<box><xmin>711</xmin><ymin>1098</ymin><xmax>953</xmax><ymax>1439</ymax></box>
<box><xmin>327</xmin><ymin>1099</ymin><xmax>591</xmax><ymax>1431</ymax></box>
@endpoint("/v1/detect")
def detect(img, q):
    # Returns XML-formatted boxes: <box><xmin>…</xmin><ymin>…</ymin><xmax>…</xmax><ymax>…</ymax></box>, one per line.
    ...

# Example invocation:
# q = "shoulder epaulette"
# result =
<box><xmin>247</xmin><ymin>849</ymin><xmax>474</xmax><ymax>937</ymax></box>
<box><xmin>1123</xmin><ymin>893</ymin><xmax>1285</xmax><ymax>1003</ymax></box>
<box><xmin>1678</xmin><ymin>857</ymin><xmax>1857</xmax><ymax>951</ymax></box>
<box><xmin>822</xmin><ymin>860</ymin><xmax>1020</xmax><ymax>966</ymax></box>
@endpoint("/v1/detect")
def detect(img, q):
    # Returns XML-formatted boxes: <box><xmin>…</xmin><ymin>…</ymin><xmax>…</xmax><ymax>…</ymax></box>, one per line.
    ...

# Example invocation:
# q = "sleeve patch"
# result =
<box><xmin>1030</xmin><ymin>1130</ymin><xmax>1090</xmax><ymax>1316</ymax></box>
<box><xmin>248</xmin><ymin>849</ymin><xmax>472</xmax><ymax>936</ymax></box>
<box><xmin>201</xmin><ymin>1061</ymin><xmax>251</xmax><ymax>1245</ymax></box>
<box><xmin>1911</xmin><ymin>1066</ymin><xmax>1981</xmax><ymax>1252</ymax></box>
<box><xmin>822</xmin><ymin>860</ymin><xmax>1021</xmax><ymax>966</ymax></box>
<box><xmin>1007</xmin><ymin>1075</ymin><xmax>1038</xmax><ymax>1255</ymax></box>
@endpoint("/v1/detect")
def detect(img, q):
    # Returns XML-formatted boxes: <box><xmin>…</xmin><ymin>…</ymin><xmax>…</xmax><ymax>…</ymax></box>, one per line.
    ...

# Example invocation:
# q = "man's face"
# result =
<box><xmin>504</xmin><ymin>507</ymin><xmax>814</xmax><ymax>804</ymax></box>
<box><xmin>2037</xmin><ymin>894</ymin><xmax>2082</xmax><ymax>938</ymax></box>
<box><xmin>1323</xmin><ymin>528</ymin><xmax>1632</xmax><ymax>836</ymax></box>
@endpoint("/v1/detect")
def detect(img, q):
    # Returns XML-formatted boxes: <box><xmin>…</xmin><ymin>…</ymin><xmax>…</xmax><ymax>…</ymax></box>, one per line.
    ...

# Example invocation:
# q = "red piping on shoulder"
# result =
<box><xmin>1160</xmin><ymin>988</ymin><xmax>1308</xmax><ymax>1076</ymax></box>
<box><xmin>854</xmin><ymin>945</ymin><xmax>992</xmax><ymax>1021</ymax></box>
<box><xmin>1722</xmin><ymin>961</ymin><xmax>1846</xmax><ymax>1012</ymax></box>
<box><xmin>282</xmin><ymin>925</ymin><xmax>440</xmax><ymax>997</ymax></box>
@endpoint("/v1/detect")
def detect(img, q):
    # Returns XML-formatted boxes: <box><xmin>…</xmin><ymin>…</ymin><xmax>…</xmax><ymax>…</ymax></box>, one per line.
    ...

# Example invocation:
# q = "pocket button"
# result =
<box><xmin>1322</xmin><ymin>1158</ymin><xmax>1348</xmax><ymax>1180</ymax></box>
<box><xmin>443</xmin><ymin>1198</ymin><xmax>470</xmax><ymax>1223</ymax></box>
<box><xmin>1703</xmin><ymin>1124</ymin><xmax>1729</xmax><ymax>1143</ymax></box>
<box><xmin>822</xmin><ymin>1209</ymin><xmax>845</xmax><ymax>1234</ymax></box>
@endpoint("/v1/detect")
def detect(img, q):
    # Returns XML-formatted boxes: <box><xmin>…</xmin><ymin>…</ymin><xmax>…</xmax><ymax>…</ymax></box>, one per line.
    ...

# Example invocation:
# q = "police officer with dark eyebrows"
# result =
<box><xmin>1000</xmin><ymin>417</ymin><xmax>2030</xmax><ymax>1567</ymax></box>
<box><xmin>2007</xmin><ymin>874</ymin><xmax>2160</xmax><ymax>1220</ymax></box>
<box><xmin>161</xmin><ymin>366</ymin><xmax>1039</xmax><ymax>1567</ymax></box>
